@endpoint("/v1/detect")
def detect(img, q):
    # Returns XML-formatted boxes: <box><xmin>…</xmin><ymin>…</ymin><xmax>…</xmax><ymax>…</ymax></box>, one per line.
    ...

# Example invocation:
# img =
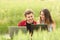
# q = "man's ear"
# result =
<box><xmin>25</xmin><ymin>15</ymin><xmax>26</xmax><ymax>17</ymax></box>
<box><xmin>24</xmin><ymin>16</ymin><xmax>27</xmax><ymax>19</ymax></box>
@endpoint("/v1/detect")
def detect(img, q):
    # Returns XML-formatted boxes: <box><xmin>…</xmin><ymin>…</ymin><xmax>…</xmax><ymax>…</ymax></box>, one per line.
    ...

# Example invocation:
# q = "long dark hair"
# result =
<box><xmin>40</xmin><ymin>9</ymin><xmax>53</xmax><ymax>24</ymax></box>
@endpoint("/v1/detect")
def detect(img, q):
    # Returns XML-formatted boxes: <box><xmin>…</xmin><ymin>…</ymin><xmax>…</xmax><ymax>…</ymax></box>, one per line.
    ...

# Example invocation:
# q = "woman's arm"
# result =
<box><xmin>52</xmin><ymin>22</ymin><xmax>56</xmax><ymax>31</ymax></box>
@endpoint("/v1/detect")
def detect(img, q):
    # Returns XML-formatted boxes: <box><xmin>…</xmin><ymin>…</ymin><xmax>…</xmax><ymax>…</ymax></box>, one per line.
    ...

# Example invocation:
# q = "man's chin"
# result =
<box><xmin>29</xmin><ymin>22</ymin><xmax>33</xmax><ymax>24</ymax></box>
<box><xmin>27</xmin><ymin>20</ymin><xmax>33</xmax><ymax>24</ymax></box>
<box><xmin>30</xmin><ymin>22</ymin><xmax>33</xmax><ymax>24</ymax></box>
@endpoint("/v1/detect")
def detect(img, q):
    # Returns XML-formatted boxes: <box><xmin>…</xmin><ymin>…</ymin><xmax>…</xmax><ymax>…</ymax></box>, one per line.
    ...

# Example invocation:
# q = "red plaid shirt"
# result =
<box><xmin>18</xmin><ymin>20</ymin><xmax>36</xmax><ymax>27</ymax></box>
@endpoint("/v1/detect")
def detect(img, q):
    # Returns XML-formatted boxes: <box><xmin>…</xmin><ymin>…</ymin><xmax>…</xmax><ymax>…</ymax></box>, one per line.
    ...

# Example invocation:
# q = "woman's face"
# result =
<box><xmin>40</xmin><ymin>11</ymin><xmax>45</xmax><ymax>21</ymax></box>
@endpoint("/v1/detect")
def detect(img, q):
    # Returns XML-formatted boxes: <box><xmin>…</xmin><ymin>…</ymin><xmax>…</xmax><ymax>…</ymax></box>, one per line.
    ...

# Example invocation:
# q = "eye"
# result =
<box><xmin>31</xmin><ymin>16</ymin><xmax>32</xmax><ymax>17</ymax></box>
<box><xmin>41</xmin><ymin>14</ymin><xmax>44</xmax><ymax>16</ymax></box>
<box><xmin>28</xmin><ymin>16</ymin><xmax>30</xmax><ymax>18</ymax></box>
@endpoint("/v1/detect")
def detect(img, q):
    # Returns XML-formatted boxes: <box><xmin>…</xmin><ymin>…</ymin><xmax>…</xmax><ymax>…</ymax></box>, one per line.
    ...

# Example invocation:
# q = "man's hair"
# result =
<box><xmin>24</xmin><ymin>9</ymin><xmax>34</xmax><ymax>16</ymax></box>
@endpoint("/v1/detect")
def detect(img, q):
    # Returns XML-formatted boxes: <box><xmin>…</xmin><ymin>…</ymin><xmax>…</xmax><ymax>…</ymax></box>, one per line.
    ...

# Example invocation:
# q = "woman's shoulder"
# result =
<box><xmin>52</xmin><ymin>20</ymin><xmax>56</xmax><ymax>25</ymax></box>
<box><xmin>51</xmin><ymin>21</ymin><xmax>56</xmax><ymax>31</ymax></box>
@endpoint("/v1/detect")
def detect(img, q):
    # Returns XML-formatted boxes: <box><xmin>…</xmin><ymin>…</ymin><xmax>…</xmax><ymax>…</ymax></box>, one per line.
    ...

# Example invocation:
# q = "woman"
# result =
<box><xmin>37</xmin><ymin>9</ymin><xmax>56</xmax><ymax>31</ymax></box>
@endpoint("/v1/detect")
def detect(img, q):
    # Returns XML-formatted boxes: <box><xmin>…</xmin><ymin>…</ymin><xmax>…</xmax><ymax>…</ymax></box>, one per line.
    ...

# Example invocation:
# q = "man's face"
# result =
<box><xmin>25</xmin><ymin>13</ymin><xmax>34</xmax><ymax>24</ymax></box>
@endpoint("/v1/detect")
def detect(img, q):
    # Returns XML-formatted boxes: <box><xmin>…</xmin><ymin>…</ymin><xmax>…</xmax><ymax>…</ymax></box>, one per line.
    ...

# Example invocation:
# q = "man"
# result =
<box><xmin>18</xmin><ymin>9</ymin><xmax>36</xmax><ymax>36</ymax></box>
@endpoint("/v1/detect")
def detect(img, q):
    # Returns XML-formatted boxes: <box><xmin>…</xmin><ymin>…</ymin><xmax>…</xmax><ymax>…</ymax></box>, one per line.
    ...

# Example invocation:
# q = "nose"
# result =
<box><xmin>30</xmin><ymin>17</ymin><xmax>32</xmax><ymax>20</ymax></box>
<box><xmin>30</xmin><ymin>16</ymin><xmax>33</xmax><ymax>20</ymax></box>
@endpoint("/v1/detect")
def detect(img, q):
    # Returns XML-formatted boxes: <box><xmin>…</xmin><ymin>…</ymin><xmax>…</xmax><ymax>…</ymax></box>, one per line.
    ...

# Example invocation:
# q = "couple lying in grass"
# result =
<box><xmin>18</xmin><ymin>8</ymin><xmax>56</xmax><ymax>35</ymax></box>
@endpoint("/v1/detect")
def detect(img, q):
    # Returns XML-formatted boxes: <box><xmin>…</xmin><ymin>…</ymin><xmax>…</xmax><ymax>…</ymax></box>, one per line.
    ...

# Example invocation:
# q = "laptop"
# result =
<box><xmin>31</xmin><ymin>24</ymin><xmax>48</xmax><ymax>31</ymax></box>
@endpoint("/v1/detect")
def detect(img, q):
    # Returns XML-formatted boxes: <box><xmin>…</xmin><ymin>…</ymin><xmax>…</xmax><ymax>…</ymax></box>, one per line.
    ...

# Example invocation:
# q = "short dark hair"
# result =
<box><xmin>24</xmin><ymin>9</ymin><xmax>34</xmax><ymax>16</ymax></box>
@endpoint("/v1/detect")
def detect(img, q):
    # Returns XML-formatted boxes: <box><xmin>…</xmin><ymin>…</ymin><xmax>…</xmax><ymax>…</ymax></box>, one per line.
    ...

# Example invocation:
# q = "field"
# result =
<box><xmin>0</xmin><ymin>0</ymin><xmax>60</xmax><ymax>40</ymax></box>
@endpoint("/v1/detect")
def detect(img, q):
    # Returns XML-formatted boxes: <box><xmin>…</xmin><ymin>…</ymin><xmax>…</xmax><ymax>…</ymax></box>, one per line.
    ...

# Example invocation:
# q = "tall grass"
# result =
<box><xmin>0</xmin><ymin>0</ymin><xmax>60</xmax><ymax>40</ymax></box>
<box><xmin>12</xmin><ymin>28</ymin><xmax>60</xmax><ymax>40</ymax></box>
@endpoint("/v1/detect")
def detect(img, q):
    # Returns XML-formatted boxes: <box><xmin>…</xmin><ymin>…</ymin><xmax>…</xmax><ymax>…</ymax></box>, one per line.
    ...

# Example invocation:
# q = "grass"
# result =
<box><xmin>0</xmin><ymin>29</ymin><xmax>60</xmax><ymax>40</ymax></box>
<box><xmin>0</xmin><ymin>0</ymin><xmax>60</xmax><ymax>40</ymax></box>
<box><xmin>10</xmin><ymin>29</ymin><xmax>60</xmax><ymax>40</ymax></box>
